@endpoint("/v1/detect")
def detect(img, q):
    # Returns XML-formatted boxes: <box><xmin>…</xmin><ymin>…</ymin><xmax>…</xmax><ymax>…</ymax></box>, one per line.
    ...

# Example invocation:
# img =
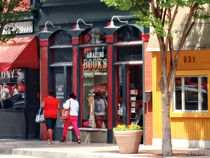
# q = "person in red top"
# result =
<box><xmin>41</xmin><ymin>90</ymin><xmax>61</xmax><ymax>144</ymax></box>
<box><xmin>17</xmin><ymin>82</ymin><xmax>24</xmax><ymax>93</ymax></box>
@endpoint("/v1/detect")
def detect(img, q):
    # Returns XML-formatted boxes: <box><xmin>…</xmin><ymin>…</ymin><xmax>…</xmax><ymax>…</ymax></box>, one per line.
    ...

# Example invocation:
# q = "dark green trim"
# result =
<box><xmin>39</xmin><ymin>32</ymin><xmax>53</xmax><ymax>40</ymax></box>
<box><xmin>41</xmin><ymin>0</ymin><xmax>99</xmax><ymax>8</ymax></box>
<box><xmin>47</xmin><ymin>47</ymin><xmax>51</xmax><ymax>90</ymax></box>
<box><xmin>107</xmin><ymin>129</ymin><xmax>113</xmax><ymax>143</ymax></box>
<box><xmin>64</xmin><ymin>66</ymin><xmax>68</xmax><ymax>101</ymax></box>
<box><xmin>122</xmin><ymin>64</ymin><xmax>127</xmax><ymax>124</ymax></box>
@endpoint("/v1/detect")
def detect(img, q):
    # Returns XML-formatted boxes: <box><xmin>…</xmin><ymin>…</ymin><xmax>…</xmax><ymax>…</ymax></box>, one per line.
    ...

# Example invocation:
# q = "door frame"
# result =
<box><xmin>114</xmin><ymin>61</ymin><xmax>143</xmax><ymax>125</ymax></box>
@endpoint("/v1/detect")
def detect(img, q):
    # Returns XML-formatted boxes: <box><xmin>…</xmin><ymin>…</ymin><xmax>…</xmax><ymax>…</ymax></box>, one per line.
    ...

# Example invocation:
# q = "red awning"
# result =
<box><xmin>0</xmin><ymin>35</ymin><xmax>39</xmax><ymax>71</ymax></box>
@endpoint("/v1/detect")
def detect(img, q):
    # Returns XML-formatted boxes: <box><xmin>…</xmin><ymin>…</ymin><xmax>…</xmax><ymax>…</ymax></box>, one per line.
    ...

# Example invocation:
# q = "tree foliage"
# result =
<box><xmin>0</xmin><ymin>0</ymin><xmax>31</xmax><ymax>43</ymax></box>
<box><xmin>101</xmin><ymin>0</ymin><xmax>210</xmax><ymax>156</ymax></box>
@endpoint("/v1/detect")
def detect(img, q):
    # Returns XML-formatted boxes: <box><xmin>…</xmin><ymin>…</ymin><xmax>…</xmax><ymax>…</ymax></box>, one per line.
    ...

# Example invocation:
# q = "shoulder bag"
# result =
<box><xmin>35</xmin><ymin>108</ymin><xmax>45</xmax><ymax>123</ymax></box>
<box><xmin>62</xmin><ymin>99</ymin><xmax>71</xmax><ymax>120</ymax></box>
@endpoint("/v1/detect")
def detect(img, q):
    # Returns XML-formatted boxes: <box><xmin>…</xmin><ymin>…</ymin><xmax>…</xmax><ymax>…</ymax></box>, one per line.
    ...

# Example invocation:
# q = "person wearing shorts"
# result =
<box><xmin>42</xmin><ymin>90</ymin><xmax>61</xmax><ymax>144</ymax></box>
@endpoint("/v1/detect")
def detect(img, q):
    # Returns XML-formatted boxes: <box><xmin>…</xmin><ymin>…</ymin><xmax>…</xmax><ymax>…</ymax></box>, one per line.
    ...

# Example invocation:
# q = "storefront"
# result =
<box><xmin>147</xmin><ymin>12</ymin><xmax>210</xmax><ymax>147</ymax></box>
<box><xmin>0</xmin><ymin>35</ymin><xmax>40</xmax><ymax>138</ymax></box>
<box><xmin>38</xmin><ymin>0</ymin><xmax>152</xmax><ymax>144</ymax></box>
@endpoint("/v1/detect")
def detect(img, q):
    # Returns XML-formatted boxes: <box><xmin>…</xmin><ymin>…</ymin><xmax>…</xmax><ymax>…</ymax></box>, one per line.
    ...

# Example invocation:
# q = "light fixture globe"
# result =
<box><xmin>104</xmin><ymin>16</ymin><xmax>128</xmax><ymax>29</ymax></box>
<box><xmin>40</xmin><ymin>21</ymin><xmax>55</xmax><ymax>33</ymax></box>
<box><xmin>72</xmin><ymin>18</ymin><xmax>93</xmax><ymax>31</ymax></box>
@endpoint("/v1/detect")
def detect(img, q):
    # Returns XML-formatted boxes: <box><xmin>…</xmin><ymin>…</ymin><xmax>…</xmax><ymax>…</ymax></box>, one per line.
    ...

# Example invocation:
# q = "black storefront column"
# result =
<box><xmin>24</xmin><ymin>68</ymin><xmax>40</xmax><ymax>139</ymax></box>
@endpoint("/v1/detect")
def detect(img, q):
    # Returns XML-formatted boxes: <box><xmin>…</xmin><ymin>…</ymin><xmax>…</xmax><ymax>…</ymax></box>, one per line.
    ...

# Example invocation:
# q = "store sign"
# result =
<box><xmin>2</xmin><ymin>21</ymin><xmax>33</xmax><ymax>35</ymax></box>
<box><xmin>0</xmin><ymin>69</ymin><xmax>22</xmax><ymax>80</ymax></box>
<box><xmin>83</xmin><ymin>47</ymin><xmax>107</xmax><ymax>70</ymax></box>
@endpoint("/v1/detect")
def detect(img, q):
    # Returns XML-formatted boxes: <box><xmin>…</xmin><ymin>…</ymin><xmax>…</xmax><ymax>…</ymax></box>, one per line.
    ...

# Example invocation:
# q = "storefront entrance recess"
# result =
<box><xmin>116</xmin><ymin>64</ymin><xmax>143</xmax><ymax>127</ymax></box>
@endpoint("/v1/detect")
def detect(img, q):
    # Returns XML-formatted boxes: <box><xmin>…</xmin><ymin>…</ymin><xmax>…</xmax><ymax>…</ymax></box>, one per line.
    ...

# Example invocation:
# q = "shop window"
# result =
<box><xmin>173</xmin><ymin>76</ymin><xmax>208</xmax><ymax>112</ymax></box>
<box><xmin>117</xmin><ymin>46</ymin><xmax>142</xmax><ymax>61</ymax></box>
<box><xmin>51</xmin><ymin>30</ymin><xmax>72</xmax><ymax>45</ymax></box>
<box><xmin>0</xmin><ymin>69</ymin><xmax>25</xmax><ymax>109</ymax></box>
<box><xmin>82</xmin><ymin>46</ymin><xmax>108</xmax><ymax>128</ymax></box>
<box><xmin>117</xmin><ymin>26</ymin><xmax>141</xmax><ymax>42</ymax></box>
<box><xmin>49</xmin><ymin>30</ymin><xmax>73</xmax><ymax>63</ymax></box>
<box><xmin>116</xmin><ymin>26</ymin><xmax>142</xmax><ymax>61</ymax></box>
<box><xmin>51</xmin><ymin>49</ymin><xmax>73</xmax><ymax>63</ymax></box>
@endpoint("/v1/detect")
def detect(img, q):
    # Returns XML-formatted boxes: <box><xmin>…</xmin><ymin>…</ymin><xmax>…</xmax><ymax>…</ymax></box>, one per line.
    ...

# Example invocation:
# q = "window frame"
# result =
<box><xmin>173</xmin><ymin>75</ymin><xmax>208</xmax><ymax>113</ymax></box>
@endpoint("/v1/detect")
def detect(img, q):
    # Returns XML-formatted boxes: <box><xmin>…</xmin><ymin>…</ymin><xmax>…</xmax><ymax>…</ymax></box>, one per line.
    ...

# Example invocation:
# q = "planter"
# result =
<box><xmin>114</xmin><ymin>130</ymin><xmax>143</xmax><ymax>154</ymax></box>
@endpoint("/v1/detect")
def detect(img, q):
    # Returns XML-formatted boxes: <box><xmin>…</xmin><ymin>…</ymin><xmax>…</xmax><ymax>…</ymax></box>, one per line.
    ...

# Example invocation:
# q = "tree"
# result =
<box><xmin>0</xmin><ymin>0</ymin><xmax>30</xmax><ymax>43</ymax></box>
<box><xmin>101</xmin><ymin>0</ymin><xmax>210</xmax><ymax>156</ymax></box>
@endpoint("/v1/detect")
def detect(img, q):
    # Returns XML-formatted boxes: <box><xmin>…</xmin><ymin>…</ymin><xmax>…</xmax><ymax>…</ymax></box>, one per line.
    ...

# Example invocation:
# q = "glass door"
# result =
<box><xmin>52</xmin><ymin>66</ymin><xmax>72</xmax><ymax>128</ymax></box>
<box><xmin>129</xmin><ymin>65</ymin><xmax>143</xmax><ymax>127</ymax></box>
<box><xmin>116</xmin><ymin>64</ymin><xmax>143</xmax><ymax>126</ymax></box>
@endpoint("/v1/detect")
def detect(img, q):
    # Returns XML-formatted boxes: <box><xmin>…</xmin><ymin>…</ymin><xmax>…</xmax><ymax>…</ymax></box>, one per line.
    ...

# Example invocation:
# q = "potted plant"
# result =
<box><xmin>113</xmin><ymin>124</ymin><xmax>143</xmax><ymax>154</ymax></box>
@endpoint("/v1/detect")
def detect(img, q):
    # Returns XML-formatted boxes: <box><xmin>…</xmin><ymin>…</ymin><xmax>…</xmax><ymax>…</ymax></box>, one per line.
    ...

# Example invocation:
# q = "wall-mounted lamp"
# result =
<box><xmin>72</xmin><ymin>18</ymin><xmax>93</xmax><ymax>31</ymax></box>
<box><xmin>41</xmin><ymin>21</ymin><xmax>55</xmax><ymax>33</ymax></box>
<box><xmin>104</xmin><ymin>16</ymin><xmax>128</xmax><ymax>29</ymax></box>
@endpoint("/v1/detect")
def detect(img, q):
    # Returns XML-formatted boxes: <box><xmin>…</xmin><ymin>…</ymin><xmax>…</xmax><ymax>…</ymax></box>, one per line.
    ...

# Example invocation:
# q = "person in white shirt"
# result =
<box><xmin>59</xmin><ymin>92</ymin><xmax>81</xmax><ymax>143</ymax></box>
<box><xmin>94</xmin><ymin>92</ymin><xmax>107</xmax><ymax>128</ymax></box>
<box><xmin>1</xmin><ymin>83</ymin><xmax>10</xmax><ymax>100</ymax></box>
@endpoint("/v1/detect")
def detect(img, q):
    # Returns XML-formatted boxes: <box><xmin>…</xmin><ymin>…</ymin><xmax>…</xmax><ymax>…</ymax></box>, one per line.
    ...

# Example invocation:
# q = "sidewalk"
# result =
<box><xmin>0</xmin><ymin>139</ymin><xmax>210</xmax><ymax>158</ymax></box>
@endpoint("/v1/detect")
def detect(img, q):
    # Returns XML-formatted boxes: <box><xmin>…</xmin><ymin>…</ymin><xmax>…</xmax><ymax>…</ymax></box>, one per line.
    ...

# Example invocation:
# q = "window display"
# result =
<box><xmin>0</xmin><ymin>68</ymin><xmax>25</xmax><ymax>109</ymax></box>
<box><xmin>82</xmin><ymin>46</ymin><xmax>108</xmax><ymax>128</ymax></box>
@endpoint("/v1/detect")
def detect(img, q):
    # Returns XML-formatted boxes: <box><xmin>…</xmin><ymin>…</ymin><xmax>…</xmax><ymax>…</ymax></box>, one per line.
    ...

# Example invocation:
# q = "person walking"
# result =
<box><xmin>41</xmin><ymin>90</ymin><xmax>61</xmax><ymax>145</ymax></box>
<box><xmin>59</xmin><ymin>91</ymin><xmax>81</xmax><ymax>143</ymax></box>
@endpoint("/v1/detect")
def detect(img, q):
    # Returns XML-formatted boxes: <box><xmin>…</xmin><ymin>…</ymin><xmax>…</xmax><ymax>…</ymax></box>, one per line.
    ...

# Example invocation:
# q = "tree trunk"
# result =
<box><xmin>161</xmin><ymin>91</ymin><xmax>172</xmax><ymax>156</ymax></box>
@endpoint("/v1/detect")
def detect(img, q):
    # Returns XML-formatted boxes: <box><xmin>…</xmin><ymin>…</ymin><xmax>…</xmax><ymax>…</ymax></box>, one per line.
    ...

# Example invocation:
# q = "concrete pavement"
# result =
<box><xmin>0</xmin><ymin>156</ymin><xmax>45</xmax><ymax>158</ymax></box>
<box><xmin>1</xmin><ymin>139</ymin><xmax>210</xmax><ymax>158</ymax></box>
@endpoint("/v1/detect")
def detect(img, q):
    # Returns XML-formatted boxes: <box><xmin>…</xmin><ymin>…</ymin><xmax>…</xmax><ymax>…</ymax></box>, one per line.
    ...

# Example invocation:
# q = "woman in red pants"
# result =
<box><xmin>59</xmin><ymin>92</ymin><xmax>81</xmax><ymax>143</ymax></box>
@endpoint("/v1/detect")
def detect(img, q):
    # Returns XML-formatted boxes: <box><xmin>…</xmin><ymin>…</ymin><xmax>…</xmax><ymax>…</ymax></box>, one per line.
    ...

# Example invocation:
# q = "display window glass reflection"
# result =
<box><xmin>174</xmin><ymin>75</ymin><xmax>208</xmax><ymax>112</ymax></box>
<box><xmin>0</xmin><ymin>69</ymin><xmax>25</xmax><ymax>109</ymax></box>
<box><xmin>82</xmin><ymin>46</ymin><xmax>108</xmax><ymax>128</ymax></box>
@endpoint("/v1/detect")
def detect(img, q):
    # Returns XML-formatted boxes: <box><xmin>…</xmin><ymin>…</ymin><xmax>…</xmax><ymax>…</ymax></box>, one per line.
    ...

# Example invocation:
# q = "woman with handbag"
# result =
<box><xmin>59</xmin><ymin>91</ymin><xmax>81</xmax><ymax>143</ymax></box>
<box><xmin>41</xmin><ymin>90</ymin><xmax>61</xmax><ymax>145</ymax></box>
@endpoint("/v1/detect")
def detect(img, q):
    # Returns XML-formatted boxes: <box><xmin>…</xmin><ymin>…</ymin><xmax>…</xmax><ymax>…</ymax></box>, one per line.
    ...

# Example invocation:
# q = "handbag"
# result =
<box><xmin>35</xmin><ymin>108</ymin><xmax>45</xmax><ymax>123</ymax></box>
<box><xmin>62</xmin><ymin>108</ymin><xmax>70</xmax><ymax>120</ymax></box>
<box><xmin>61</xmin><ymin>99</ymin><xmax>71</xmax><ymax>120</ymax></box>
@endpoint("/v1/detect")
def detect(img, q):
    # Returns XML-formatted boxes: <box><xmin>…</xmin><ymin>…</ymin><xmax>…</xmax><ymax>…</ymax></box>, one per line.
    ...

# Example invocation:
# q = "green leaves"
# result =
<box><xmin>101</xmin><ymin>0</ymin><xmax>210</xmax><ymax>38</ymax></box>
<box><xmin>113</xmin><ymin>124</ymin><xmax>142</xmax><ymax>131</ymax></box>
<box><xmin>101</xmin><ymin>0</ymin><xmax>132</xmax><ymax>10</ymax></box>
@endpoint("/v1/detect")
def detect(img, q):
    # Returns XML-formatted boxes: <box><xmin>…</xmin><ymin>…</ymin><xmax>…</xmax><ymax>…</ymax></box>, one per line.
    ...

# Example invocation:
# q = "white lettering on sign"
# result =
<box><xmin>86</xmin><ymin>51</ymin><xmax>104</xmax><ymax>59</ymax></box>
<box><xmin>83</xmin><ymin>71</ymin><xmax>107</xmax><ymax>78</ymax></box>
<box><xmin>2</xmin><ymin>21</ymin><xmax>33</xmax><ymax>35</ymax></box>
<box><xmin>83</xmin><ymin>47</ymin><xmax>107</xmax><ymax>70</ymax></box>
<box><xmin>83</xmin><ymin>59</ymin><xmax>107</xmax><ymax>70</ymax></box>
<box><xmin>0</xmin><ymin>69</ymin><xmax>22</xmax><ymax>79</ymax></box>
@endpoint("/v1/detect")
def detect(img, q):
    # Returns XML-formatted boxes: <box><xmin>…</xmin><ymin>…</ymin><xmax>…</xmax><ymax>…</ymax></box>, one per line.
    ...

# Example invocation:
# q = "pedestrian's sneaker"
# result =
<box><xmin>77</xmin><ymin>138</ymin><xmax>81</xmax><ymax>144</ymax></box>
<box><xmin>59</xmin><ymin>137</ymin><xmax>66</xmax><ymax>143</ymax></box>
